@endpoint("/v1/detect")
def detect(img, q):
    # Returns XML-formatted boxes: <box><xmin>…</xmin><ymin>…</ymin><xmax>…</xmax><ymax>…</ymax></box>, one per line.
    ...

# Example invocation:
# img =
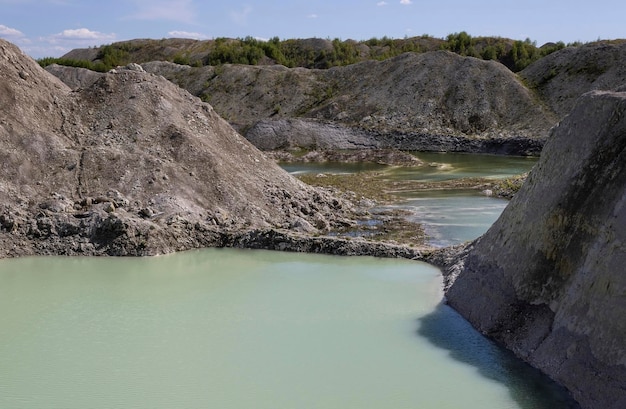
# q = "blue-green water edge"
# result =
<box><xmin>0</xmin><ymin>153</ymin><xmax>577</xmax><ymax>408</ymax></box>
<box><xmin>0</xmin><ymin>250</ymin><xmax>575</xmax><ymax>409</ymax></box>
<box><xmin>283</xmin><ymin>152</ymin><xmax>538</xmax><ymax>247</ymax></box>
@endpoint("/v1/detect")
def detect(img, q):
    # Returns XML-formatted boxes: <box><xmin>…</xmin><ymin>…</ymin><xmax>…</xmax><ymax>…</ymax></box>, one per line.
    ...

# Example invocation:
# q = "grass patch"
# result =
<box><xmin>298</xmin><ymin>171</ymin><xmax>398</xmax><ymax>203</ymax></box>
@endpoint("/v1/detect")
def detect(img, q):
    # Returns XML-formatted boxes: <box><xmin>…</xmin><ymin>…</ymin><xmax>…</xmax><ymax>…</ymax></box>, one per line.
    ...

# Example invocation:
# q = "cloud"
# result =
<box><xmin>0</xmin><ymin>24</ymin><xmax>24</xmax><ymax>37</ymax></box>
<box><xmin>377</xmin><ymin>1</ymin><xmax>388</xmax><ymax>5</ymax></box>
<box><xmin>22</xmin><ymin>44</ymin><xmax>68</xmax><ymax>57</ymax></box>
<box><xmin>400</xmin><ymin>0</ymin><xmax>412</xmax><ymax>4</ymax></box>
<box><xmin>307</xmin><ymin>14</ymin><xmax>318</xmax><ymax>18</ymax></box>
<box><xmin>230</xmin><ymin>5</ymin><xmax>253</xmax><ymax>26</ymax></box>
<box><xmin>127</xmin><ymin>0</ymin><xmax>195</xmax><ymax>23</ymax></box>
<box><xmin>168</xmin><ymin>30</ymin><xmax>210</xmax><ymax>40</ymax></box>
<box><xmin>49</xmin><ymin>28</ymin><xmax>115</xmax><ymax>41</ymax></box>
<box><xmin>28</xmin><ymin>28</ymin><xmax>116</xmax><ymax>58</ymax></box>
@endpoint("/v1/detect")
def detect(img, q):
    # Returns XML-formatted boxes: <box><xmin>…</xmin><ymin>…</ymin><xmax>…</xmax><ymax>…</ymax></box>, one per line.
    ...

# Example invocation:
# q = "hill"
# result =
<box><xmin>0</xmin><ymin>39</ymin><xmax>357</xmax><ymax>257</ymax></box>
<box><xmin>47</xmin><ymin>37</ymin><xmax>626</xmax><ymax>157</ymax></box>
<box><xmin>55</xmin><ymin>34</ymin><xmax>557</xmax><ymax>72</ymax></box>
<box><xmin>520</xmin><ymin>40</ymin><xmax>626</xmax><ymax>117</ymax></box>
<box><xmin>49</xmin><ymin>50</ymin><xmax>557</xmax><ymax>156</ymax></box>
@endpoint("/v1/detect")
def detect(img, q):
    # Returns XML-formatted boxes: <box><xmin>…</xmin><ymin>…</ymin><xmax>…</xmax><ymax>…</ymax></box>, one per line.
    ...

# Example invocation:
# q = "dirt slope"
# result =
<box><xmin>137</xmin><ymin>51</ymin><xmax>556</xmax><ymax>154</ymax></box>
<box><xmin>0</xmin><ymin>39</ymin><xmax>354</xmax><ymax>257</ymax></box>
<box><xmin>520</xmin><ymin>40</ymin><xmax>626</xmax><ymax>117</ymax></box>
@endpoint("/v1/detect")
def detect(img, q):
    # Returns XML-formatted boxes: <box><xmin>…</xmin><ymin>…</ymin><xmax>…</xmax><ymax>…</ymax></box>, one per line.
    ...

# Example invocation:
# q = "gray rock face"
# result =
<box><xmin>444</xmin><ymin>90</ymin><xmax>626</xmax><ymax>409</ymax></box>
<box><xmin>246</xmin><ymin>118</ymin><xmax>382</xmax><ymax>150</ymax></box>
<box><xmin>0</xmin><ymin>39</ymin><xmax>358</xmax><ymax>257</ymax></box>
<box><xmin>44</xmin><ymin>63</ymin><xmax>104</xmax><ymax>89</ymax></box>
<box><xmin>246</xmin><ymin>118</ymin><xmax>545</xmax><ymax>155</ymax></box>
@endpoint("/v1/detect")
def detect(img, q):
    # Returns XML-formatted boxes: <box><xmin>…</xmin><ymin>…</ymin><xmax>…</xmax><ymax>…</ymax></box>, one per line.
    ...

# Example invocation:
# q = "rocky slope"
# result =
<box><xmin>51</xmin><ymin>40</ymin><xmax>626</xmax><ymax>157</ymax></box>
<box><xmin>51</xmin><ymin>53</ymin><xmax>553</xmax><ymax>155</ymax></box>
<box><xmin>46</xmin><ymin>57</ymin><xmax>556</xmax><ymax>155</ymax></box>
<box><xmin>520</xmin><ymin>40</ymin><xmax>626</xmax><ymax>117</ymax></box>
<box><xmin>141</xmin><ymin>41</ymin><xmax>626</xmax><ymax>151</ymax></box>
<box><xmin>0</xmin><ymin>39</ymin><xmax>371</xmax><ymax>257</ymax></box>
<box><xmin>137</xmin><ymin>51</ymin><xmax>555</xmax><ymax>155</ymax></box>
<box><xmin>442</xmin><ymin>90</ymin><xmax>626</xmax><ymax>409</ymax></box>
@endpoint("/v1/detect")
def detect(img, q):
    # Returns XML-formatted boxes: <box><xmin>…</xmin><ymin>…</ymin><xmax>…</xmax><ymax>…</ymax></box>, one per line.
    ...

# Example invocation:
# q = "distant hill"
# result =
<box><xmin>143</xmin><ymin>50</ymin><xmax>556</xmax><ymax>154</ymax></box>
<box><xmin>54</xmin><ymin>33</ymin><xmax>567</xmax><ymax>72</ymax></box>
<box><xmin>46</xmin><ymin>37</ymin><xmax>626</xmax><ymax>156</ymax></box>
<box><xmin>48</xmin><ymin>49</ymin><xmax>557</xmax><ymax>156</ymax></box>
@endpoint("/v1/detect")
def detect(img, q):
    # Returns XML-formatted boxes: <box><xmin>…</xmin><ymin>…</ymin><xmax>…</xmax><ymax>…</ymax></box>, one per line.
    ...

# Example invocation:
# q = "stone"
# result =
<box><xmin>103</xmin><ymin>202</ymin><xmax>115</xmax><ymax>213</ymax></box>
<box><xmin>124</xmin><ymin>63</ymin><xmax>145</xmax><ymax>72</ymax></box>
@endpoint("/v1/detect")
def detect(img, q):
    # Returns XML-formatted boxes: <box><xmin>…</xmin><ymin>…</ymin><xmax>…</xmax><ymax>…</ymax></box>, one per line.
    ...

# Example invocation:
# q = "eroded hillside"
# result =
<box><xmin>0</xmin><ymin>39</ymin><xmax>362</xmax><ymax>257</ymax></box>
<box><xmin>520</xmin><ymin>40</ymin><xmax>626</xmax><ymax>117</ymax></box>
<box><xmin>50</xmin><ymin>39</ymin><xmax>626</xmax><ymax>157</ymax></box>
<box><xmin>50</xmin><ymin>50</ymin><xmax>556</xmax><ymax>155</ymax></box>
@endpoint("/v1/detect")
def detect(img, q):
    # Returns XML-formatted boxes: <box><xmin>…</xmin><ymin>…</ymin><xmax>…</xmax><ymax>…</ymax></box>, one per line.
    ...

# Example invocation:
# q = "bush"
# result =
<box><xmin>37</xmin><ymin>34</ymin><xmax>582</xmax><ymax>74</ymax></box>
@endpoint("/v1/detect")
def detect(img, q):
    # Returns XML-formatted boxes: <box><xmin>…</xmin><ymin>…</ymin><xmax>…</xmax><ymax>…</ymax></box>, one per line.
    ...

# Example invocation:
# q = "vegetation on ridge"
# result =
<box><xmin>38</xmin><ymin>32</ymin><xmax>578</xmax><ymax>73</ymax></box>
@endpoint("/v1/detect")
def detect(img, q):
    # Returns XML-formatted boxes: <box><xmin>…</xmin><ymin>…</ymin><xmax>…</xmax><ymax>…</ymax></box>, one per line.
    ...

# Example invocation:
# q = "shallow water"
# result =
<box><xmin>0</xmin><ymin>249</ymin><xmax>575</xmax><ymax>409</ymax></box>
<box><xmin>281</xmin><ymin>152</ymin><xmax>538</xmax><ymax>181</ymax></box>
<box><xmin>393</xmin><ymin>152</ymin><xmax>538</xmax><ymax>181</ymax></box>
<box><xmin>280</xmin><ymin>161</ymin><xmax>387</xmax><ymax>175</ymax></box>
<box><xmin>396</xmin><ymin>189</ymin><xmax>510</xmax><ymax>247</ymax></box>
<box><xmin>281</xmin><ymin>152</ymin><xmax>536</xmax><ymax>247</ymax></box>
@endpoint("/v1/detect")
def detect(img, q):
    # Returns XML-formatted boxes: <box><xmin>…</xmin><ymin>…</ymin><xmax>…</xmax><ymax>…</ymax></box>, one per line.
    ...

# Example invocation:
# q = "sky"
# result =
<box><xmin>0</xmin><ymin>0</ymin><xmax>624</xmax><ymax>59</ymax></box>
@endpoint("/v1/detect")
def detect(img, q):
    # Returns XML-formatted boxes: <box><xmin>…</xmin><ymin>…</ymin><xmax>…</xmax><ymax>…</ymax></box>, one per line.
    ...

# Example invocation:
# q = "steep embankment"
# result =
<box><xmin>138</xmin><ymin>52</ymin><xmax>554</xmax><ymax>155</ymax></box>
<box><xmin>0</xmin><ymin>39</ymin><xmax>363</xmax><ymax>257</ymax></box>
<box><xmin>443</xmin><ymin>90</ymin><xmax>626</xmax><ymax>409</ymax></box>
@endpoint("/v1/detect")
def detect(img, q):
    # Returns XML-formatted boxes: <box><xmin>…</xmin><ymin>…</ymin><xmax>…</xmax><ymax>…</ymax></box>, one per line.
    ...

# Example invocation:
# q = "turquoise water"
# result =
<box><xmin>0</xmin><ymin>249</ymin><xmax>575</xmax><ymax>409</ymax></box>
<box><xmin>281</xmin><ymin>152</ymin><xmax>538</xmax><ymax>181</ymax></box>
<box><xmin>282</xmin><ymin>152</ymin><xmax>536</xmax><ymax>247</ymax></box>
<box><xmin>0</xmin><ymin>154</ymin><xmax>575</xmax><ymax>408</ymax></box>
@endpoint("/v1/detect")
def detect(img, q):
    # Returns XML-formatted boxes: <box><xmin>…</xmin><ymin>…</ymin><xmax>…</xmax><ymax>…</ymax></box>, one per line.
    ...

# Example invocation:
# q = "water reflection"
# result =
<box><xmin>281</xmin><ymin>152</ymin><xmax>538</xmax><ymax>181</ymax></box>
<box><xmin>397</xmin><ymin>189</ymin><xmax>509</xmax><ymax>247</ymax></box>
<box><xmin>417</xmin><ymin>302</ymin><xmax>580</xmax><ymax>409</ymax></box>
<box><xmin>281</xmin><ymin>152</ymin><xmax>535</xmax><ymax>247</ymax></box>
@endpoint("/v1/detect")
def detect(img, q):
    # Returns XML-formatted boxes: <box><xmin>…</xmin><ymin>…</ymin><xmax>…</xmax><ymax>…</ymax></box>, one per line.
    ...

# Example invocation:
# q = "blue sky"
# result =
<box><xmin>1</xmin><ymin>0</ymin><xmax>624</xmax><ymax>59</ymax></box>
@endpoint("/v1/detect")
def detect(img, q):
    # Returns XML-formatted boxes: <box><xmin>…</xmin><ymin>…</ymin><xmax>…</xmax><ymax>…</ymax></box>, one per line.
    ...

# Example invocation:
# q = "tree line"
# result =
<box><xmin>38</xmin><ymin>32</ymin><xmax>580</xmax><ymax>73</ymax></box>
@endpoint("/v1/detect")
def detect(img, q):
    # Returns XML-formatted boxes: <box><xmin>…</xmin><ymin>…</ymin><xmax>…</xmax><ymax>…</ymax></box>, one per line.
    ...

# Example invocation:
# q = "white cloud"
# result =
<box><xmin>22</xmin><ymin>44</ymin><xmax>69</xmax><ymax>58</ymax></box>
<box><xmin>230</xmin><ymin>5</ymin><xmax>253</xmax><ymax>26</ymax></box>
<box><xmin>50</xmin><ymin>28</ymin><xmax>115</xmax><ymax>41</ymax></box>
<box><xmin>400</xmin><ymin>0</ymin><xmax>412</xmax><ymax>4</ymax></box>
<box><xmin>308</xmin><ymin>14</ymin><xmax>318</xmax><ymax>18</ymax></box>
<box><xmin>35</xmin><ymin>28</ymin><xmax>116</xmax><ymax>57</ymax></box>
<box><xmin>0</xmin><ymin>24</ymin><xmax>24</xmax><ymax>37</ymax></box>
<box><xmin>377</xmin><ymin>1</ymin><xmax>388</xmax><ymax>5</ymax></box>
<box><xmin>127</xmin><ymin>0</ymin><xmax>195</xmax><ymax>23</ymax></box>
<box><xmin>168</xmin><ymin>30</ymin><xmax>210</xmax><ymax>40</ymax></box>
